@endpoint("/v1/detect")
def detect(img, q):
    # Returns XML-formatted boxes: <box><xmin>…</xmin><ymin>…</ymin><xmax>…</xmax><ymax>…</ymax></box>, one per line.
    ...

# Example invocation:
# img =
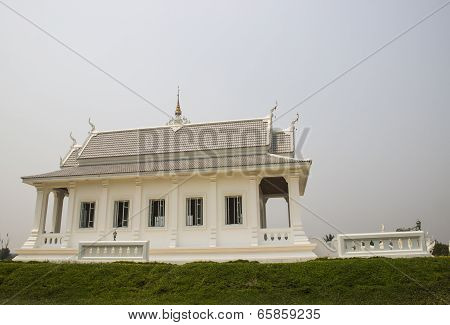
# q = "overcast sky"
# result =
<box><xmin>0</xmin><ymin>0</ymin><xmax>449</xmax><ymax>250</ymax></box>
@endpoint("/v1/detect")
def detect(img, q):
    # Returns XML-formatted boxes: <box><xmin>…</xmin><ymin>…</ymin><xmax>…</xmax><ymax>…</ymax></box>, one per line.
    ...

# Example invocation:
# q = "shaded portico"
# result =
<box><xmin>258</xmin><ymin>174</ymin><xmax>310</xmax><ymax>246</ymax></box>
<box><xmin>22</xmin><ymin>186</ymin><xmax>68</xmax><ymax>249</ymax></box>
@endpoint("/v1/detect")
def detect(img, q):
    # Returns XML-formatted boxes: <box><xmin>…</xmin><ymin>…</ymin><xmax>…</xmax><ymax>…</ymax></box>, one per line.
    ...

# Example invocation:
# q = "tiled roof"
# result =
<box><xmin>78</xmin><ymin>118</ymin><xmax>270</xmax><ymax>159</ymax></box>
<box><xmin>271</xmin><ymin>131</ymin><xmax>293</xmax><ymax>154</ymax></box>
<box><xmin>61</xmin><ymin>147</ymin><xmax>80</xmax><ymax>168</ymax></box>
<box><xmin>22</xmin><ymin>154</ymin><xmax>311</xmax><ymax>180</ymax></box>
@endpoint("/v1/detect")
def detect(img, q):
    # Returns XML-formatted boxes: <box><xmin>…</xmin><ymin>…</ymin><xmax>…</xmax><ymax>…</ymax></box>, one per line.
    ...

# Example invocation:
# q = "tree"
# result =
<box><xmin>432</xmin><ymin>241</ymin><xmax>449</xmax><ymax>256</ymax></box>
<box><xmin>323</xmin><ymin>234</ymin><xmax>335</xmax><ymax>243</ymax></box>
<box><xmin>0</xmin><ymin>233</ymin><xmax>11</xmax><ymax>260</ymax></box>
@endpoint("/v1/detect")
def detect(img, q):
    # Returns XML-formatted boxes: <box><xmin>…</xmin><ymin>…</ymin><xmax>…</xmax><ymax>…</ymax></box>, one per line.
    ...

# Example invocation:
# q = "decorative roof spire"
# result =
<box><xmin>269</xmin><ymin>100</ymin><xmax>278</xmax><ymax>118</ymax></box>
<box><xmin>290</xmin><ymin>113</ymin><xmax>300</xmax><ymax>130</ymax></box>
<box><xmin>175</xmin><ymin>86</ymin><xmax>181</xmax><ymax>117</ymax></box>
<box><xmin>88</xmin><ymin>117</ymin><xmax>96</xmax><ymax>133</ymax></box>
<box><xmin>69</xmin><ymin>132</ymin><xmax>77</xmax><ymax>147</ymax></box>
<box><xmin>167</xmin><ymin>86</ymin><xmax>190</xmax><ymax>127</ymax></box>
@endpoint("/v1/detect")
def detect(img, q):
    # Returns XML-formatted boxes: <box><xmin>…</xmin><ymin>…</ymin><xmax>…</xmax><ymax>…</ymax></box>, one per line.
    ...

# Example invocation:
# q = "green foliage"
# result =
<box><xmin>0</xmin><ymin>233</ymin><xmax>11</xmax><ymax>261</ymax></box>
<box><xmin>0</xmin><ymin>248</ymin><xmax>11</xmax><ymax>261</ymax></box>
<box><xmin>0</xmin><ymin>257</ymin><xmax>448</xmax><ymax>304</ymax></box>
<box><xmin>432</xmin><ymin>241</ymin><xmax>449</xmax><ymax>256</ymax></box>
<box><xmin>322</xmin><ymin>234</ymin><xmax>335</xmax><ymax>242</ymax></box>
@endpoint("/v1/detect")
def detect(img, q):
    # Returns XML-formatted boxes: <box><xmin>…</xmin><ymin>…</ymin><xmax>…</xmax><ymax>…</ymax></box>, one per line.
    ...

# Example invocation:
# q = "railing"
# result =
<box><xmin>258</xmin><ymin>228</ymin><xmax>293</xmax><ymax>246</ymax></box>
<box><xmin>337</xmin><ymin>231</ymin><xmax>430</xmax><ymax>258</ymax></box>
<box><xmin>40</xmin><ymin>233</ymin><xmax>64</xmax><ymax>247</ymax></box>
<box><xmin>78</xmin><ymin>241</ymin><xmax>149</xmax><ymax>261</ymax></box>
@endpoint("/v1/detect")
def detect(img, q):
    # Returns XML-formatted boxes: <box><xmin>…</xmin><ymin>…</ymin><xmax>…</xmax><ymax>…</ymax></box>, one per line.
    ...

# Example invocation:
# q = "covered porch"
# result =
<box><xmin>257</xmin><ymin>174</ymin><xmax>312</xmax><ymax>248</ymax></box>
<box><xmin>20</xmin><ymin>184</ymin><xmax>71</xmax><ymax>250</ymax></box>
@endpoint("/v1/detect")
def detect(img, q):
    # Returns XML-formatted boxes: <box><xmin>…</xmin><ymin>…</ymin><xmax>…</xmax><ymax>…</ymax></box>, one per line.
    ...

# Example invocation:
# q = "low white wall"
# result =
<box><xmin>336</xmin><ymin>231</ymin><xmax>431</xmax><ymax>258</ymax></box>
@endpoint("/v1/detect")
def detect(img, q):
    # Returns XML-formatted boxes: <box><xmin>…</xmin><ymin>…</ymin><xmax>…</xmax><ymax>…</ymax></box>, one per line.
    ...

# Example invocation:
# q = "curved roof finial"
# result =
<box><xmin>270</xmin><ymin>100</ymin><xmax>278</xmax><ymax>118</ymax></box>
<box><xmin>88</xmin><ymin>117</ymin><xmax>96</xmax><ymax>132</ymax></box>
<box><xmin>69</xmin><ymin>132</ymin><xmax>77</xmax><ymax>147</ymax></box>
<box><xmin>175</xmin><ymin>86</ymin><xmax>181</xmax><ymax>117</ymax></box>
<box><xmin>290</xmin><ymin>113</ymin><xmax>300</xmax><ymax>130</ymax></box>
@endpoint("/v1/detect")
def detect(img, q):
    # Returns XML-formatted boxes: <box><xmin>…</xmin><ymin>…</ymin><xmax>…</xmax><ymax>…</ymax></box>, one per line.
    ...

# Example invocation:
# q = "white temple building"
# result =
<box><xmin>15</xmin><ymin>95</ymin><xmax>317</xmax><ymax>263</ymax></box>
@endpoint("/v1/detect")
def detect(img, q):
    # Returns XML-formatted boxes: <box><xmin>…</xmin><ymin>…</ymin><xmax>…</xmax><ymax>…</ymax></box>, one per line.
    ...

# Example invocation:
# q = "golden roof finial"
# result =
<box><xmin>175</xmin><ymin>86</ymin><xmax>181</xmax><ymax>116</ymax></box>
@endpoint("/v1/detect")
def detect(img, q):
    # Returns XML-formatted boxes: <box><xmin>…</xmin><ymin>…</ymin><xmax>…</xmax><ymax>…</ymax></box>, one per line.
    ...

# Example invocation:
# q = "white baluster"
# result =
<box><xmin>408</xmin><ymin>238</ymin><xmax>412</xmax><ymax>249</ymax></box>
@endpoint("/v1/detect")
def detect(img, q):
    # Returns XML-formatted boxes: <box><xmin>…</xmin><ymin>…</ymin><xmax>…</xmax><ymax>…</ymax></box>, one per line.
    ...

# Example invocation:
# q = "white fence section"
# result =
<box><xmin>40</xmin><ymin>233</ymin><xmax>64</xmax><ymax>247</ymax></box>
<box><xmin>337</xmin><ymin>231</ymin><xmax>431</xmax><ymax>258</ymax></box>
<box><xmin>78</xmin><ymin>241</ymin><xmax>149</xmax><ymax>261</ymax></box>
<box><xmin>258</xmin><ymin>228</ymin><xmax>293</xmax><ymax>246</ymax></box>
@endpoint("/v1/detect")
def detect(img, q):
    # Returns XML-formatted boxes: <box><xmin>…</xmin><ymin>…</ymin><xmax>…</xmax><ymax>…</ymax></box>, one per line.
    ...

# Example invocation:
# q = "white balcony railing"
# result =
<box><xmin>78</xmin><ymin>241</ymin><xmax>149</xmax><ymax>261</ymax></box>
<box><xmin>337</xmin><ymin>231</ymin><xmax>431</xmax><ymax>258</ymax></box>
<box><xmin>40</xmin><ymin>233</ymin><xmax>64</xmax><ymax>247</ymax></box>
<box><xmin>258</xmin><ymin>228</ymin><xmax>293</xmax><ymax>246</ymax></box>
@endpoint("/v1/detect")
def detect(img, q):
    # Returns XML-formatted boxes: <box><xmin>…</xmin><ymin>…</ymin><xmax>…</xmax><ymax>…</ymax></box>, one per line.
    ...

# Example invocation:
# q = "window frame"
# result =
<box><xmin>185</xmin><ymin>197</ymin><xmax>204</xmax><ymax>227</ymax></box>
<box><xmin>221</xmin><ymin>192</ymin><xmax>247</xmax><ymax>229</ymax></box>
<box><xmin>79</xmin><ymin>201</ymin><xmax>96</xmax><ymax>229</ymax></box>
<box><xmin>113</xmin><ymin>200</ymin><xmax>130</xmax><ymax>228</ymax></box>
<box><xmin>148</xmin><ymin>198</ymin><xmax>166</xmax><ymax>228</ymax></box>
<box><xmin>225</xmin><ymin>195</ymin><xmax>243</xmax><ymax>226</ymax></box>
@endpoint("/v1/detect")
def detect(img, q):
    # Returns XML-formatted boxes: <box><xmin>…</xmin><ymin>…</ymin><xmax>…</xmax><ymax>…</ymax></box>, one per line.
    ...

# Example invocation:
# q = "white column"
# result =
<box><xmin>38</xmin><ymin>189</ymin><xmax>50</xmax><ymax>235</ymax></box>
<box><xmin>169</xmin><ymin>176</ymin><xmax>179</xmax><ymax>248</ymax></box>
<box><xmin>62</xmin><ymin>182</ymin><xmax>76</xmax><ymax>248</ymax></box>
<box><xmin>259</xmin><ymin>185</ymin><xmax>267</xmax><ymax>229</ymax></box>
<box><xmin>208</xmin><ymin>176</ymin><xmax>217</xmax><ymax>247</ymax></box>
<box><xmin>248</xmin><ymin>175</ymin><xmax>259</xmax><ymax>247</ymax></box>
<box><xmin>287</xmin><ymin>174</ymin><xmax>310</xmax><ymax>244</ymax></box>
<box><xmin>22</xmin><ymin>185</ymin><xmax>49</xmax><ymax>248</ymax></box>
<box><xmin>132</xmin><ymin>178</ymin><xmax>143</xmax><ymax>240</ymax></box>
<box><xmin>97</xmin><ymin>180</ymin><xmax>109</xmax><ymax>239</ymax></box>
<box><xmin>51</xmin><ymin>190</ymin><xmax>65</xmax><ymax>233</ymax></box>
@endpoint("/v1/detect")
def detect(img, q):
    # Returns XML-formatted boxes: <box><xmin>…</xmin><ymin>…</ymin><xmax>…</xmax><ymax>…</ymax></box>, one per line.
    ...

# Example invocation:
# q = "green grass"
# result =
<box><xmin>0</xmin><ymin>257</ymin><xmax>448</xmax><ymax>304</ymax></box>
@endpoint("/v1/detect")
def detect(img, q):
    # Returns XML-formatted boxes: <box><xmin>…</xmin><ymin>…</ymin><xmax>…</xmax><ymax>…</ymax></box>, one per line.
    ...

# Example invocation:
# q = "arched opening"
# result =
<box><xmin>259</xmin><ymin>177</ymin><xmax>290</xmax><ymax>229</ymax></box>
<box><xmin>265</xmin><ymin>197</ymin><xmax>290</xmax><ymax>228</ymax></box>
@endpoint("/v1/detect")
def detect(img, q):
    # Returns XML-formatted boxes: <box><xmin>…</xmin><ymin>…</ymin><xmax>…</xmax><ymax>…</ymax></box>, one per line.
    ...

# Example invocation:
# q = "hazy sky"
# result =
<box><xmin>1</xmin><ymin>0</ymin><xmax>449</xmax><ymax>250</ymax></box>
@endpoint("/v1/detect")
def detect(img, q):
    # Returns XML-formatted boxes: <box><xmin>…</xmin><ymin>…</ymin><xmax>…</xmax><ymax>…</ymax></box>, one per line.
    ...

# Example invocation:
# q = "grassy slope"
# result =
<box><xmin>0</xmin><ymin>257</ymin><xmax>448</xmax><ymax>305</ymax></box>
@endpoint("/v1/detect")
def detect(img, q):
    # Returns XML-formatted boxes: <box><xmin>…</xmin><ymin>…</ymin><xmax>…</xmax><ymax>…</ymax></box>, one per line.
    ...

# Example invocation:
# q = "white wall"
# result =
<box><xmin>63</xmin><ymin>174</ymin><xmax>265</xmax><ymax>249</ymax></box>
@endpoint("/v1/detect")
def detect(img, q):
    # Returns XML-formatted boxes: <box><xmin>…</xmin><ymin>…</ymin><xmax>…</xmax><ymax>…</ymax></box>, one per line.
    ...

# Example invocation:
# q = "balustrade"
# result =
<box><xmin>258</xmin><ymin>228</ymin><xmax>293</xmax><ymax>246</ymax></box>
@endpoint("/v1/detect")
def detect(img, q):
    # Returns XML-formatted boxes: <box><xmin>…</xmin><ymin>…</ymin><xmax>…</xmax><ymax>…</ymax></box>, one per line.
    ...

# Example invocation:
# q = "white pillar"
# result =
<box><xmin>22</xmin><ymin>185</ymin><xmax>49</xmax><ymax>248</ymax></box>
<box><xmin>132</xmin><ymin>178</ymin><xmax>142</xmax><ymax>240</ymax></box>
<box><xmin>38</xmin><ymin>189</ymin><xmax>50</xmax><ymax>235</ymax></box>
<box><xmin>208</xmin><ymin>176</ymin><xmax>217</xmax><ymax>247</ymax></box>
<box><xmin>169</xmin><ymin>176</ymin><xmax>179</xmax><ymax>248</ymax></box>
<box><xmin>259</xmin><ymin>185</ymin><xmax>267</xmax><ymax>229</ymax></box>
<box><xmin>62</xmin><ymin>182</ymin><xmax>76</xmax><ymax>248</ymax></box>
<box><xmin>97</xmin><ymin>180</ymin><xmax>109</xmax><ymax>239</ymax></box>
<box><xmin>248</xmin><ymin>175</ymin><xmax>259</xmax><ymax>247</ymax></box>
<box><xmin>51</xmin><ymin>190</ymin><xmax>65</xmax><ymax>233</ymax></box>
<box><xmin>287</xmin><ymin>174</ymin><xmax>310</xmax><ymax>244</ymax></box>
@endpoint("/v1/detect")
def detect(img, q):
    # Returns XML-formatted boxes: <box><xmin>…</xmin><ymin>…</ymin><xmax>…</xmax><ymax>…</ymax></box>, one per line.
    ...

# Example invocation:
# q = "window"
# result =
<box><xmin>114</xmin><ymin>200</ymin><xmax>129</xmax><ymax>228</ymax></box>
<box><xmin>225</xmin><ymin>196</ymin><xmax>243</xmax><ymax>225</ymax></box>
<box><xmin>79</xmin><ymin>202</ymin><xmax>95</xmax><ymax>228</ymax></box>
<box><xmin>186</xmin><ymin>197</ymin><xmax>203</xmax><ymax>226</ymax></box>
<box><xmin>149</xmin><ymin>199</ymin><xmax>165</xmax><ymax>227</ymax></box>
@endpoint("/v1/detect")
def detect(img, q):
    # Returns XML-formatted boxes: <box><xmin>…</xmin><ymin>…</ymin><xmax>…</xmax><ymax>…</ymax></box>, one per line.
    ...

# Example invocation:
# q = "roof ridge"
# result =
<box><xmin>95</xmin><ymin>116</ymin><xmax>270</xmax><ymax>135</ymax></box>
